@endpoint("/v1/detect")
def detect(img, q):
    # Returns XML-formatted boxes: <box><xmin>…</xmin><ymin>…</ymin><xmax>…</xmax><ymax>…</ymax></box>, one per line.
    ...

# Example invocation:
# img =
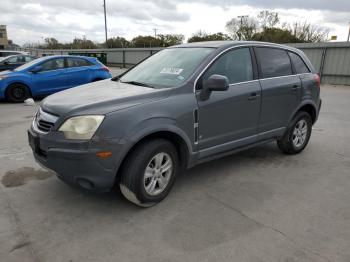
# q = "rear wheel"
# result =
<box><xmin>277</xmin><ymin>111</ymin><xmax>312</xmax><ymax>154</ymax></box>
<box><xmin>119</xmin><ymin>139</ymin><xmax>179</xmax><ymax>207</ymax></box>
<box><xmin>6</xmin><ymin>84</ymin><xmax>30</xmax><ymax>103</ymax></box>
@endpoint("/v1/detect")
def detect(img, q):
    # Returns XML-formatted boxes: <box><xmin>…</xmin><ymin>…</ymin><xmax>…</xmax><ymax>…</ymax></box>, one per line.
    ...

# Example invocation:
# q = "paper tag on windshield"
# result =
<box><xmin>160</xmin><ymin>67</ymin><xmax>184</xmax><ymax>75</ymax></box>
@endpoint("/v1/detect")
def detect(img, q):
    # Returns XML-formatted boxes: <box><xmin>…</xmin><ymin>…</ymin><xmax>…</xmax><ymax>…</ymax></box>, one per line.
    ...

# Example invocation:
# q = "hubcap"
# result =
<box><xmin>144</xmin><ymin>152</ymin><xmax>173</xmax><ymax>196</ymax></box>
<box><xmin>292</xmin><ymin>119</ymin><xmax>308</xmax><ymax>148</ymax></box>
<box><xmin>13</xmin><ymin>88</ymin><xmax>24</xmax><ymax>99</ymax></box>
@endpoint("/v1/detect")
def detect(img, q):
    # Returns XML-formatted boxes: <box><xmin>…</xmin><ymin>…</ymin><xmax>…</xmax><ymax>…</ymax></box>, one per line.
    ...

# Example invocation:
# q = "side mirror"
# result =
<box><xmin>200</xmin><ymin>74</ymin><xmax>230</xmax><ymax>100</ymax></box>
<box><xmin>30</xmin><ymin>65</ymin><xmax>42</xmax><ymax>73</ymax></box>
<box><xmin>3</xmin><ymin>61</ymin><xmax>9</xmax><ymax>65</ymax></box>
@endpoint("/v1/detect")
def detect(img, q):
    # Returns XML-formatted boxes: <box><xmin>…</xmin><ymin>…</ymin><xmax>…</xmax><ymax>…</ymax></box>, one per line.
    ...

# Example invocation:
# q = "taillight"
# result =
<box><xmin>314</xmin><ymin>74</ymin><xmax>321</xmax><ymax>88</ymax></box>
<box><xmin>101</xmin><ymin>65</ymin><xmax>110</xmax><ymax>72</ymax></box>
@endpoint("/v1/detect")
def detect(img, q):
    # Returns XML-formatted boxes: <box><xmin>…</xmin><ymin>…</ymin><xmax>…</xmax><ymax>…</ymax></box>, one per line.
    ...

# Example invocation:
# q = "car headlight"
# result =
<box><xmin>58</xmin><ymin>115</ymin><xmax>105</xmax><ymax>140</ymax></box>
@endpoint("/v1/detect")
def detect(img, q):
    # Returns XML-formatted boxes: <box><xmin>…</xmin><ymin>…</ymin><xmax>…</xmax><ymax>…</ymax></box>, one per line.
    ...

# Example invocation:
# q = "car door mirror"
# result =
<box><xmin>200</xmin><ymin>74</ymin><xmax>230</xmax><ymax>100</ymax></box>
<box><xmin>30</xmin><ymin>65</ymin><xmax>42</xmax><ymax>73</ymax></box>
<box><xmin>3</xmin><ymin>61</ymin><xmax>9</xmax><ymax>65</ymax></box>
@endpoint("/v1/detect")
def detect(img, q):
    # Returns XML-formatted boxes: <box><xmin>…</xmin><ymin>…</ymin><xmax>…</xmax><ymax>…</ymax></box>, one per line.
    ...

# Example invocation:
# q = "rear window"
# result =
<box><xmin>289</xmin><ymin>52</ymin><xmax>310</xmax><ymax>74</ymax></box>
<box><xmin>256</xmin><ymin>47</ymin><xmax>292</xmax><ymax>78</ymax></box>
<box><xmin>67</xmin><ymin>58</ymin><xmax>92</xmax><ymax>68</ymax></box>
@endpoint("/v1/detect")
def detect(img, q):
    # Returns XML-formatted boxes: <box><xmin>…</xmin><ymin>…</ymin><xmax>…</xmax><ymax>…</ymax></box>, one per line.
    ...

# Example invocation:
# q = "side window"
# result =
<box><xmin>25</xmin><ymin>56</ymin><xmax>34</xmax><ymax>62</ymax></box>
<box><xmin>202</xmin><ymin>48</ymin><xmax>253</xmax><ymax>86</ymax></box>
<box><xmin>256</xmin><ymin>48</ymin><xmax>292</xmax><ymax>78</ymax></box>
<box><xmin>289</xmin><ymin>52</ymin><xmax>310</xmax><ymax>74</ymax></box>
<box><xmin>7</xmin><ymin>57</ymin><xmax>19</xmax><ymax>64</ymax></box>
<box><xmin>67</xmin><ymin>58</ymin><xmax>92</xmax><ymax>68</ymax></box>
<box><xmin>40</xmin><ymin>58</ymin><xmax>65</xmax><ymax>72</ymax></box>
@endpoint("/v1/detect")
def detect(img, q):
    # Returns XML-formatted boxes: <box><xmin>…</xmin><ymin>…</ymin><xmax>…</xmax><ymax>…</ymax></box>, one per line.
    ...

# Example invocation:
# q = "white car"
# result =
<box><xmin>0</xmin><ymin>50</ymin><xmax>29</xmax><ymax>57</ymax></box>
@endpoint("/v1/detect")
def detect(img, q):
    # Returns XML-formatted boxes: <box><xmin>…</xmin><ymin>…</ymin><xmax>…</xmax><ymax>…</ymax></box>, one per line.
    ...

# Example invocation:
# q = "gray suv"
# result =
<box><xmin>28</xmin><ymin>41</ymin><xmax>321</xmax><ymax>206</ymax></box>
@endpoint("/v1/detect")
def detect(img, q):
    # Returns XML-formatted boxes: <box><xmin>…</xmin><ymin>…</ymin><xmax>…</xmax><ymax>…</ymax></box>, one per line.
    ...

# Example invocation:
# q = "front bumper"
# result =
<box><xmin>28</xmin><ymin>128</ymin><xmax>120</xmax><ymax>192</ymax></box>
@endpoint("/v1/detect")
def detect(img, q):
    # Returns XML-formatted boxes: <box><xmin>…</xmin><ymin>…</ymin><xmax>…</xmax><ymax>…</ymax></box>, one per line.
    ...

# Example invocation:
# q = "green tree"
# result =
<box><xmin>69</xmin><ymin>37</ymin><xmax>97</xmax><ymax>49</ymax></box>
<box><xmin>44</xmin><ymin>37</ymin><xmax>62</xmax><ymax>49</ymax></box>
<box><xmin>157</xmin><ymin>34</ymin><xmax>184</xmax><ymax>46</ymax></box>
<box><xmin>187</xmin><ymin>31</ymin><xmax>231</xmax><ymax>43</ymax></box>
<box><xmin>252</xmin><ymin>28</ymin><xmax>300</xmax><ymax>43</ymax></box>
<box><xmin>288</xmin><ymin>21</ymin><xmax>329</xmax><ymax>43</ymax></box>
<box><xmin>131</xmin><ymin>35</ymin><xmax>161</xmax><ymax>47</ymax></box>
<box><xmin>225</xmin><ymin>17</ymin><xmax>258</xmax><ymax>40</ymax></box>
<box><xmin>106</xmin><ymin>37</ymin><xmax>130</xmax><ymax>48</ymax></box>
<box><xmin>226</xmin><ymin>10</ymin><xmax>329</xmax><ymax>43</ymax></box>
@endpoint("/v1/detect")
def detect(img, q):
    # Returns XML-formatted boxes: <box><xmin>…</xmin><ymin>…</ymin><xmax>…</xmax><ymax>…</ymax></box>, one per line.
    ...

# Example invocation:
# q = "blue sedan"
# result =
<box><xmin>0</xmin><ymin>55</ymin><xmax>112</xmax><ymax>102</ymax></box>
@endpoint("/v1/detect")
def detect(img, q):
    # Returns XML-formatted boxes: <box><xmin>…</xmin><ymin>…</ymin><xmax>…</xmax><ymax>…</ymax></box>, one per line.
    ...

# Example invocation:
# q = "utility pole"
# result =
<box><xmin>237</xmin><ymin>15</ymin><xmax>248</xmax><ymax>41</ymax></box>
<box><xmin>153</xmin><ymin>28</ymin><xmax>159</xmax><ymax>38</ymax></box>
<box><xmin>103</xmin><ymin>0</ymin><xmax>108</xmax><ymax>47</ymax></box>
<box><xmin>347</xmin><ymin>22</ymin><xmax>350</xmax><ymax>42</ymax></box>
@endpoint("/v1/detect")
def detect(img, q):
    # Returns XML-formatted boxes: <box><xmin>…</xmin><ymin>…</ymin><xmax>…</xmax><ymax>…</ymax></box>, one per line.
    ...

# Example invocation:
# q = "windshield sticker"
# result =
<box><xmin>160</xmin><ymin>67</ymin><xmax>184</xmax><ymax>75</ymax></box>
<box><xmin>177</xmin><ymin>75</ymin><xmax>185</xmax><ymax>80</ymax></box>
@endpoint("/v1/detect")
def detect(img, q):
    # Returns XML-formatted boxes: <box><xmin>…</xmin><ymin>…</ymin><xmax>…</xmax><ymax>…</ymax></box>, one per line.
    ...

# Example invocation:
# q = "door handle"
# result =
<box><xmin>248</xmin><ymin>92</ymin><xmax>260</xmax><ymax>100</ymax></box>
<box><xmin>291</xmin><ymin>85</ymin><xmax>299</xmax><ymax>91</ymax></box>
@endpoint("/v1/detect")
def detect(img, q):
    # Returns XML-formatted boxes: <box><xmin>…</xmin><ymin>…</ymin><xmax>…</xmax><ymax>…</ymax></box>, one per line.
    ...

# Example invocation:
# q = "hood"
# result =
<box><xmin>0</xmin><ymin>70</ymin><xmax>10</xmax><ymax>76</ymax></box>
<box><xmin>0</xmin><ymin>70</ymin><xmax>25</xmax><ymax>79</ymax></box>
<box><xmin>41</xmin><ymin>79</ymin><xmax>170</xmax><ymax>116</ymax></box>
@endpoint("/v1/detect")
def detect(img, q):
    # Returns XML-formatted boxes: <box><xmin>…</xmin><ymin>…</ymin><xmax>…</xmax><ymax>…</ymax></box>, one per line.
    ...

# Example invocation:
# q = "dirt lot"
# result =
<box><xmin>0</xmin><ymin>76</ymin><xmax>350</xmax><ymax>261</ymax></box>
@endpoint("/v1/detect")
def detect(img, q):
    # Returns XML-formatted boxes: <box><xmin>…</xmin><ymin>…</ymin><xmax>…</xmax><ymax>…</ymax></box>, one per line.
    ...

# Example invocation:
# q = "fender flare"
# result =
<box><xmin>5</xmin><ymin>80</ymin><xmax>33</xmax><ymax>96</ymax></box>
<box><xmin>288</xmin><ymin>99</ymin><xmax>317</xmax><ymax>124</ymax></box>
<box><xmin>113</xmin><ymin>117</ymin><xmax>194</xmax><ymax>175</ymax></box>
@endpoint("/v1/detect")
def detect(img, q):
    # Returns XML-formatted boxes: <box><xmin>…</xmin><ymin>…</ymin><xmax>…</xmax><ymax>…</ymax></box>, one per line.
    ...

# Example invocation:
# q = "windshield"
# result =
<box><xmin>0</xmin><ymin>56</ymin><xmax>10</xmax><ymax>62</ymax></box>
<box><xmin>120</xmin><ymin>47</ymin><xmax>214</xmax><ymax>88</ymax></box>
<box><xmin>14</xmin><ymin>56</ymin><xmax>46</xmax><ymax>71</ymax></box>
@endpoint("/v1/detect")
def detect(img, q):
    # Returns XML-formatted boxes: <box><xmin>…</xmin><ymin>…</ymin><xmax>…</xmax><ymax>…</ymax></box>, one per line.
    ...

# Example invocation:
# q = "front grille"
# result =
<box><xmin>32</xmin><ymin>108</ymin><xmax>59</xmax><ymax>134</ymax></box>
<box><xmin>37</xmin><ymin>119</ymin><xmax>54</xmax><ymax>132</ymax></box>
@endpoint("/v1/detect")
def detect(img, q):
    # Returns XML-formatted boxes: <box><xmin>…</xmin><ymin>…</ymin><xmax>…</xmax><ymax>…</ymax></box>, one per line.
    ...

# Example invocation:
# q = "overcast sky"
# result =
<box><xmin>1</xmin><ymin>0</ymin><xmax>350</xmax><ymax>45</ymax></box>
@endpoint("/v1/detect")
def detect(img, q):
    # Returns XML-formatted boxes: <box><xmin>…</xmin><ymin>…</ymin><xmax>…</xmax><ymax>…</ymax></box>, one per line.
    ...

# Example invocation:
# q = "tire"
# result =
<box><xmin>6</xmin><ymin>83</ymin><xmax>30</xmax><ymax>103</ymax></box>
<box><xmin>277</xmin><ymin>111</ymin><xmax>312</xmax><ymax>154</ymax></box>
<box><xmin>119</xmin><ymin>139</ymin><xmax>179</xmax><ymax>207</ymax></box>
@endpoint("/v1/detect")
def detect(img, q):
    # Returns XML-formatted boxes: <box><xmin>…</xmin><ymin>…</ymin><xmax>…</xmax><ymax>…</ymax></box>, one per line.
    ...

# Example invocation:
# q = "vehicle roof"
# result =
<box><xmin>0</xmin><ymin>50</ymin><xmax>25</xmax><ymax>53</ymax></box>
<box><xmin>34</xmin><ymin>55</ymin><xmax>97</xmax><ymax>61</ymax></box>
<box><xmin>172</xmin><ymin>41</ymin><xmax>297</xmax><ymax>51</ymax></box>
<box><xmin>1</xmin><ymin>54</ymin><xmax>32</xmax><ymax>59</ymax></box>
<box><xmin>38</xmin><ymin>55</ymin><xmax>96</xmax><ymax>60</ymax></box>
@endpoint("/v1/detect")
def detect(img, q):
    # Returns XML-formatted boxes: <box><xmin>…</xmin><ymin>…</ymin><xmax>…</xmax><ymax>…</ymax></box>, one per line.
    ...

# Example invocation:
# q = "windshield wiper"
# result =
<box><xmin>111</xmin><ymin>75</ymin><xmax>120</xmax><ymax>81</ymax></box>
<box><xmin>120</xmin><ymin>80</ymin><xmax>154</xmax><ymax>88</ymax></box>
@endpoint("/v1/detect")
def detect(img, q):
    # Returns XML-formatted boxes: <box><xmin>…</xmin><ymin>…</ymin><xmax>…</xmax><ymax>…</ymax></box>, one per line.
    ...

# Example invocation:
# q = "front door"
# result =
<box><xmin>30</xmin><ymin>58</ymin><xmax>67</xmax><ymax>95</ymax></box>
<box><xmin>196</xmin><ymin>47</ymin><xmax>261</xmax><ymax>158</ymax></box>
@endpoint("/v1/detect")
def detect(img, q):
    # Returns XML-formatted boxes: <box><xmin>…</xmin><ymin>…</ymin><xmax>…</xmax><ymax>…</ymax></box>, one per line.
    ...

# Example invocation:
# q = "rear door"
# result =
<box><xmin>254</xmin><ymin>47</ymin><xmax>302</xmax><ymax>139</ymax></box>
<box><xmin>196</xmin><ymin>47</ymin><xmax>261</xmax><ymax>156</ymax></box>
<box><xmin>30</xmin><ymin>58</ymin><xmax>67</xmax><ymax>94</ymax></box>
<box><xmin>65</xmin><ymin>57</ymin><xmax>93</xmax><ymax>87</ymax></box>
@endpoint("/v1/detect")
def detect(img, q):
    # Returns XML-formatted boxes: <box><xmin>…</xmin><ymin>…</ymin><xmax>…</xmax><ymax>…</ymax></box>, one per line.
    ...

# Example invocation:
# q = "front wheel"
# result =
<box><xmin>6</xmin><ymin>84</ymin><xmax>30</xmax><ymax>103</ymax></box>
<box><xmin>119</xmin><ymin>139</ymin><xmax>179</xmax><ymax>207</ymax></box>
<box><xmin>277</xmin><ymin>111</ymin><xmax>312</xmax><ymax>154</ymax></box>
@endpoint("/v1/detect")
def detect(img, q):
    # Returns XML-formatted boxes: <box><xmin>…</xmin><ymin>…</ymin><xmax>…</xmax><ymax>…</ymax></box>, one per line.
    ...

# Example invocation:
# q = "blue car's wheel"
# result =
<box><xmin>6</xmin><ymin>84</ymin><xmax>30</xmax><ymax>103</ymax></box>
